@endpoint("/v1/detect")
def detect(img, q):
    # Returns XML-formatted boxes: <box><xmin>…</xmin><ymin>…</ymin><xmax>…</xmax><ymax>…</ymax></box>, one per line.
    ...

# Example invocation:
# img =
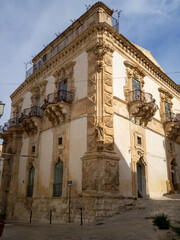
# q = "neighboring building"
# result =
<box><xmin>0</xmin><ymin>2</ymin><xmax>180</xmax><ymax>223</ymax></box>
<box><xmin>0</xmin><ymin>144</ymin><xmax>3</xmax><ymax>190</ymax></box>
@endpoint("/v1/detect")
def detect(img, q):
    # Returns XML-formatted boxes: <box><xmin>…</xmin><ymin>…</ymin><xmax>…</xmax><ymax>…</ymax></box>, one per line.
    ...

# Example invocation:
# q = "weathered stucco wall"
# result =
<box><xmin>113</xmin><ymin>51</ymin><xmax>126</xmax><ymax>101</ymax></box>
<box><xmin>69</xmin><ymin>116</ymin><xmax>87</xmax><ymax>193</ymax></box>
<box><xmin>146</xmin><ymin>129</ymin><xmax>168</xmax><ymax>197</ymax></box>
<box><xmin>22</xmin><ymin>92</ymin><xmax>32</xmax><ymax>110</ymax></box>
<box><xmin>114</xmin><ymin>114</ymin><xmax>132</xmax><ymax>197</ymax></box>
<box><xmin>38</xmin><ymin>129</ymin><xmax>53</xmax><ymax>196</ymax></box>
<box><xmin>18</xmin><ymin>137</ymin><xmax>29</xmax><ymax>196</ymax></box>
<box><xmin>172</xmin><ymin>96</ymin><xmax>180</xmax><ymax>115</ymax></box>
<box><xmin>73</xmin><ymin>51</ymin><xmax>88</xmax><ymax>101</ymax></box>
<box><xmin>45</xmin><ymin>76</ymin><xmax>56</xmax><ymax>96</ymax></box>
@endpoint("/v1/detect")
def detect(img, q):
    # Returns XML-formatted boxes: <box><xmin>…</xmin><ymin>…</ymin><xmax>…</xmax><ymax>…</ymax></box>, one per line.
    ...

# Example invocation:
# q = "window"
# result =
<box><xmin>53</xmin><ymin>159</ymin><xmax>63</xmax><ymax>197</ymax></box>
<box><xmin>32</xmin><ymin>146</ymin><xmax>35</xmax><ymax>153</ymax></box>
<box><xmin>27</xmin><ymin>166</ymin><xmax>35</xmax><ymax>197</ymax></box>
<box><xmin>132</xmin><ymin>78</ymin><xmax>141</xmax><ymax>101</ymax></box>
<box><xmin>164</xmin><ymin>101</ymin><xmax>171</xmax><ymax>121</ymax></box>
<box><xmin>137</xmin><ymin>136</ymin><xmax>142</xmax><ymax>145</ymax></box>
<box><xmin>169</xmin><ymin>142</ymin><xmax>173</xmax><ymax>152</ymax></box>
<box><xmin>58</xmin><ymin>79</ymin><xmax>67</xmax><ymax>101</ymax></box>
<box><xmin>58</xmin><ymin>137</ymin><xmax>62</xmax><ymax>145</ymax></box>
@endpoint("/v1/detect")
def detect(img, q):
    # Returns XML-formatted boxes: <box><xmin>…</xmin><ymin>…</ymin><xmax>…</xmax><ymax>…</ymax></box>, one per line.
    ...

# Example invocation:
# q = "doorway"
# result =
<box><xmin>137</xmin><ymin>159</ymin><xmax>146</xmax><ymax>198</ymax></box>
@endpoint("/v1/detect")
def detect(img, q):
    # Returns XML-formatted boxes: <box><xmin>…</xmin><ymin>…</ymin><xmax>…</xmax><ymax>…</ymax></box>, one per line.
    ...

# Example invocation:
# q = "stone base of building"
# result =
<box><xmin>6</xmin><ymin>195</ymin><xmax>134</xmax><ymax>224</ymax></box>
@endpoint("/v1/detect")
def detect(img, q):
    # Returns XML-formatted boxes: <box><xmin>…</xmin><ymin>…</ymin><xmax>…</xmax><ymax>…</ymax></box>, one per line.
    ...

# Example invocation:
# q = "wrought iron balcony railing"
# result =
<box><xmin>127</xmin><ymin>90</ymin><xmax>154</xmax><ymax>104</ymax></box>
<box><xmin>25</xmin><ymin>10</ymin><xmax>119</xmax><ymax>80</ymax></box>
<box><xmin>26</xmin><ymin>185</ymin><xmax>34</xmax><ymax>197</ymax></box>
<box><xmin>164</xmin><ymin>112</ymin><xmax>180</xmax><ymax>123</ymax></box>
<box><xmin>53</xmin><ymin>183</ymin><xmax>62</xmax><ymax>197</ymax></box>
<box><xmin>20</xmin><ymin>106</ymin><xmax>43</xmax><ymax>121</ymax></box>
<box><xmin>0</xmin><ymin>118</ymin><xmax>21</xmax><ymax>134</ymax></box>
<box><xmin>42</xmin><ymin>90</ymin><xmax>72</xmax><ymax>110</ymax></box>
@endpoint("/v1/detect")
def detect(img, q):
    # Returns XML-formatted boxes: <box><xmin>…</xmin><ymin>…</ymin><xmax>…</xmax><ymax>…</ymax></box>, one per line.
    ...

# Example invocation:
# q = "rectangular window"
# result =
<box><xmin>137</xmin><ymin>136</ymin><xmax>142</xmax><ymax>145</ymax></box>
<box><xmin>32</xmin><ymin>146</ymin><xmax>35</xmax><ymax>153</ymax></box>
<box><xmin>164</xmin><ymin>101</ymin><xmax>171</xmax><ymax>121</ymax></box>
<box><xmin>58</xmin><ymin>137</ymin><xmax>62</xmax><ymax>145</ymax></box>
<box><xmin>132</xmin><ymin>78</ymin><xmax>141</xmax><ymax>101</ymax></box>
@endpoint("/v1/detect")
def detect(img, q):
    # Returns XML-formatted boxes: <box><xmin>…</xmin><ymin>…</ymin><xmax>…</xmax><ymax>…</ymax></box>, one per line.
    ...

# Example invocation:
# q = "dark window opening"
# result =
<box><xmin>53</xmin><ymin>158</ymin><xmax>63</xmax><ymax>197</ymax></box>
<box><xmin>32</xmin><ymin>146</ymin><xmax>35</xmax><ymax>153</ymax></box>
<box><xmin>58</xmin><ymin>137</ymin><xmax>62</xmax><ymax>145</ymax></box>
<box><xmin>137</xmin><ymin>136</ymin><xmax>142</xmax><ymax>145</ymax></box>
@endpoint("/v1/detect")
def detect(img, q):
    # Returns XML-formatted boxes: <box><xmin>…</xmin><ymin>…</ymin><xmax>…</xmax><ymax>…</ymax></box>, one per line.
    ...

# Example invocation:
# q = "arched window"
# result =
<box><xmin>53</xmin><ymin>159</ymin><xmax>63</xmax><ymax>197</ymax></box>
<box><xmin>27</xmin><ymin>166</ymin><xmax>35</xmax><ymax>197</ymax></box>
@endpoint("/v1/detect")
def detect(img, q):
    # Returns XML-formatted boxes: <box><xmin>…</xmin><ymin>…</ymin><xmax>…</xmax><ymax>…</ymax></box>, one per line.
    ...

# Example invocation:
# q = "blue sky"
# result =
<box><xmin>0</xmin><ymin>0</ymin><xmax>180</xmax><ymax>126</ymax></box>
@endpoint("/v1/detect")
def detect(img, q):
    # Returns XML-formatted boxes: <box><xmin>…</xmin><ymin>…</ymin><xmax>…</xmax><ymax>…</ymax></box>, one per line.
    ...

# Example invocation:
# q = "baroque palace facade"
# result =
<box><xmin>0</xmin><ymin>2</ymin><xmax>180</xmax><ymax>223</ymax></box>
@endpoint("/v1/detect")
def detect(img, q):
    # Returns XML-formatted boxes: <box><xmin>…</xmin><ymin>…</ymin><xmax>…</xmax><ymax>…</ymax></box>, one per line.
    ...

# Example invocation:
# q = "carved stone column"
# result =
<box><xmin>82</xmin><ymin>38</ymin><xmax>120</xmax><ymax>196</ymax></box>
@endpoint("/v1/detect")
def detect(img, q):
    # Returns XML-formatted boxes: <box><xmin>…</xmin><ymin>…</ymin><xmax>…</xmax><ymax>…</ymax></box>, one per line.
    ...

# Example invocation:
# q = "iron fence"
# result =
<box><xmin>20</xmin><ymin>106</ymin><xmax>43</xmax><ymax>120</ymax></box>
<box><xmin>164</xmin><ymin>112</ymin><xmax>180</xmax><ymax>123</ymax></box>
<box><xmin>42</xmin><ymin>90</ymin><xmax>72</xmax><ymax>110</ymax></box>
<box><xmin>127</xmin><ymin>90</ymin><xmax>154</xmax><ymax>103</ymax></box>
<box><xmin>25</xmin><ymin>11</ymin><xmax>119</xmax><ymax>80</ymax></box>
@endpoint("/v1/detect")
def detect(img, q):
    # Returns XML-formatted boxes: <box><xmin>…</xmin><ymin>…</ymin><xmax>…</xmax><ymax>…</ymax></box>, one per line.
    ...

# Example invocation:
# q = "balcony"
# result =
<box><xmin>127</xmin><ymin>90</ymin><xmax>158</xmax><ymax>126</ymax></box>
<box><xmin>0</xmin><ymin>118</ymin><xmax>23</xmax><ymax>138</ymax></box>
<box><xmin>42</xmin><ymin>90</ymin><xmax>72</xmax><ymax>125</ymax></box>
<box><xmin>163</xmin><ymin>113</ymin><xmax>180</xmax><ymax>142</ymax></box>
<box><xmin>20</xmin><ymin>106</ymin><xmax>43</xmax><ymax>135</ymax></box>
<box><xmin>20</xmin><ymin>106</ymin><xmax>43</xmax><ymax>121</ymax></box>
<box><xmin>25</xmin><ymin>8</ymin><xmax>119</xmax><ymax>80</ymax></box>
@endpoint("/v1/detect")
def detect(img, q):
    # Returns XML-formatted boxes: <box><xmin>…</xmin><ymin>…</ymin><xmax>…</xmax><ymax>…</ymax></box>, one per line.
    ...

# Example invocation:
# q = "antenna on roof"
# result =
<box><xmin>55</xmin><ymin>32</ymin><xmax>60</xmax><ymax>37</ymax></box>
<box><xmin>85</xmin><ymin>4</ymin><xmax>91</xmax><ymax>11</ymax></box>
<box><xmin>112</xmin><ymin>9</ymin><xmax>122</xmax><ymax>32</ymax></box>
<box><xmin>70</xmin><ymin>19</ymin><xmax>76</xmax><ymax>23</ymax></box>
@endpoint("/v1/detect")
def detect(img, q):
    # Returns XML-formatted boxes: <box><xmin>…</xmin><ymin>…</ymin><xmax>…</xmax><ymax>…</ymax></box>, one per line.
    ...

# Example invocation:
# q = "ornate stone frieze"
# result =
<box><xmin>82</xmin><ymin>154</ymin><xmax>119</xmax><ymax>194</ymax></box>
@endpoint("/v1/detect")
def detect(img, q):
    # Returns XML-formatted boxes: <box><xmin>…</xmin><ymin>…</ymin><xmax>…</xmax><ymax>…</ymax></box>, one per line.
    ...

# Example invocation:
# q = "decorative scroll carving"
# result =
<box><xmin>44</xmin><ymin>102</ymin><xmax>71</xmax><ymax>126</ymax></box>
<box><xmin>22</xmin><ymin>118</ymin><xmax>42</xmax><ymax>136</ymax></box>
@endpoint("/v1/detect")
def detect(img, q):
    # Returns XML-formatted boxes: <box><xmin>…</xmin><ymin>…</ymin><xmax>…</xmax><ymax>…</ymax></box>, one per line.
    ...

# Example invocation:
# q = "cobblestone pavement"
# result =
<box><xmin>1</xmin><ymin>194</ymin><xmax>180</xmax><ymax>240</ymax></box>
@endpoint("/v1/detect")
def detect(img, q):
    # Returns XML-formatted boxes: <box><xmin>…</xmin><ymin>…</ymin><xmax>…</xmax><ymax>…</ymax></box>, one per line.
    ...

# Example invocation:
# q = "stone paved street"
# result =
<box><xmin>1</xmin><ymin>194</ymin><xmax>180</xmax><ymax>240</ymax></box>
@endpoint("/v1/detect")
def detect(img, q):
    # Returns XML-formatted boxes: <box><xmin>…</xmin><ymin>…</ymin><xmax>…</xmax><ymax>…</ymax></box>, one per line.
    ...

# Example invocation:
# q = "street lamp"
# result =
<box><xmin>0</xmin><ymin>101</ymin><xmax>5</xmax><ymax>118</ymax></box>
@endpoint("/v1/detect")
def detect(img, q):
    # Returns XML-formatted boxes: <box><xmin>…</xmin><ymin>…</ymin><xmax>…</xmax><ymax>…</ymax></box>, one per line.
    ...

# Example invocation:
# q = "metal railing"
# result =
<box><xmin>53</xmin><ymin>183</ymin><xmax>62</xmax><ymax>197</ymax></box>
<box><xmin>26</xmin><ymin>185</ymin><xmax>34</xmax><ymax>197</ymax></box>
<box><xmin>127</xmin><ymin>90</ymin><xmax>154</xmax><ymax>104</ymax></box>
<box><xmin>111</xmin><ymin>15</ymin><xmax>119</xmax><ymax>32</ymax></box>
<box><xmin>42</xmin><ymin>90</ymin><xmax>72</xmax><ymax>110</ymax></box>
<box><xmin>164</xmin><ymin>112</ymin><xmax>180</xmax><ymax>123</ymax></box>
<box><xmin>20</xmin><ymin>106</ymin><xmax>43</xmax><ymax>121</ymax></box>
<box><xmin>25</xmin><ymin>11</ymin><xmax>119</xmax><ymax>80</ymax></box>
<box><xmin>0</xmin><ymin>117</ymin><xmax>21</xmax><ymax>134</ymax></box>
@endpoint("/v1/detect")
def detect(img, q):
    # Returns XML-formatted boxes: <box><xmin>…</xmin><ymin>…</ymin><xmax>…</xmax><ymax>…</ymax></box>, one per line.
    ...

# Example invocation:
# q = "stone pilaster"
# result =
<box><xmin>82</xmin><ymin>38</ymin><xmax>119</xmax><ymax>195</ymax></box>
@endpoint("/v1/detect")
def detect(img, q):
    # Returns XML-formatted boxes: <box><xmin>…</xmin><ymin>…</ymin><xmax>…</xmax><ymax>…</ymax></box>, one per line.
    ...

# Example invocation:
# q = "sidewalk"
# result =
<box><xmin>1</xmin><ymin>194</ymin><xmax>180</xmax><ymax>240</ymax></box>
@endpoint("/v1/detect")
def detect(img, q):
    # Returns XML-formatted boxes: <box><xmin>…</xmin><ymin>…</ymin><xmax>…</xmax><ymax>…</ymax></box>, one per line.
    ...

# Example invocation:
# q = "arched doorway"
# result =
<box><xmin>170</xmin><ymin>159</ymin><xmax>179</xmax><ymax>191</ymax></box>
<box><xmin>137</xmin><ymin>158</ymin><xmax>146</xmax><ymax>198</ymax></box>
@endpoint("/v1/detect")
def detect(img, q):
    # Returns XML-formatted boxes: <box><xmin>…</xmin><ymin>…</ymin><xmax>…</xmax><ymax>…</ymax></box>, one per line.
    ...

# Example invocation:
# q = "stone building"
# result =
<box><xmin>0</xmin><ymin>2</ymin><xmax>180</xmax><ymax>223</ymax></box>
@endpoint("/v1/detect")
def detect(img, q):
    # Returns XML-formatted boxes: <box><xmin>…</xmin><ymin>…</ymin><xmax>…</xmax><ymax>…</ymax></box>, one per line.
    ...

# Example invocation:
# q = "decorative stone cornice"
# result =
<box><xmin>10</xmin><ymin>22</ymin><xmax>180</xmax><ymax>103</ymax></box>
